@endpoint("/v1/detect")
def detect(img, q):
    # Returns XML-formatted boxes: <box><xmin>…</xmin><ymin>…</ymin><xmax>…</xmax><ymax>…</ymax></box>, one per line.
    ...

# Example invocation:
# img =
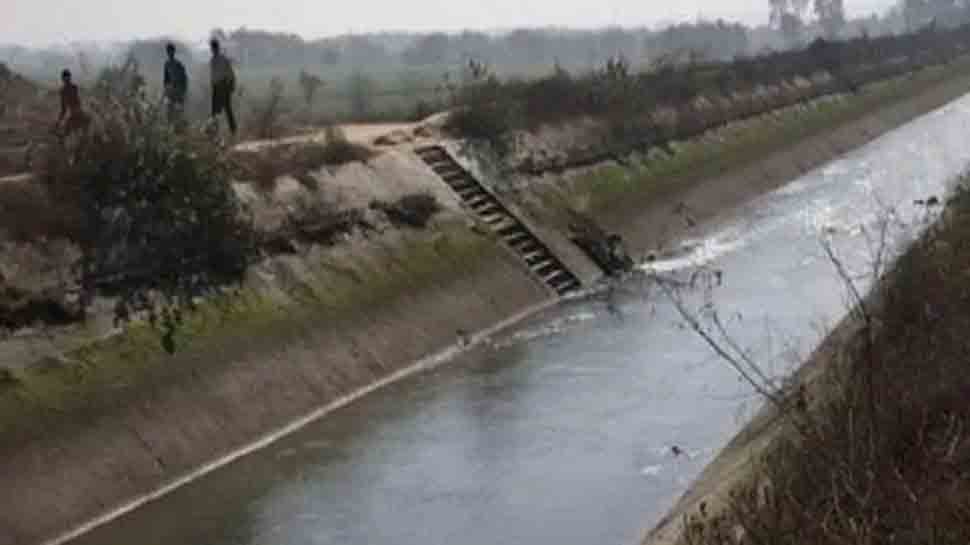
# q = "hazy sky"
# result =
<box><xmin>7</xmin><ymin>0</ymin><xmax>895</xmax><ymax>47</ymax></box>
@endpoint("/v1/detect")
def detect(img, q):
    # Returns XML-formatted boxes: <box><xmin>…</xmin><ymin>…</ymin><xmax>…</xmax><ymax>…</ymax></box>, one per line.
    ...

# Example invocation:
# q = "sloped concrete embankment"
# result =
<box><xmin>491</xmin><ymin>60</ymin><xmax>970</xmax><ymax>257</ymax></box>
<box><xmin>4</xmin><ymin>56</ymin><xmax>970</xmax><ymax>545</ymax></box>
<box><xmin>0</xmin><ymin>151</ymin><xmax>555</xmax><ymax>545</ymax></box>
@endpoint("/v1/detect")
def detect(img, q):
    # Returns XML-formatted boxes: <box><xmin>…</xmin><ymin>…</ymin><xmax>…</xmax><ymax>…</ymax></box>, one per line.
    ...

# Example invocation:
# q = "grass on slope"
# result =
<box><xmin>682</xmin><ymin>185</ymin><xmax>970</xmax><ymax>544</ymax></box>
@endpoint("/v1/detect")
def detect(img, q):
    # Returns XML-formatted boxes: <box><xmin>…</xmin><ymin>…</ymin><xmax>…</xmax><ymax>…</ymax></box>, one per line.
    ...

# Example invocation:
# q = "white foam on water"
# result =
<box><xmin>489</xmin><ymin>311</ymin><xmax>599</xmax><ymax>349</ymax></box>
<box><xmin>639</xmin><ymin>233</ymin><xmax>748</xmax><ymax>273</ymax></box>
<box><xmin>774</xmin><ymin>179</ymin><xmax>809</xmax><ymax>196</ymax></box>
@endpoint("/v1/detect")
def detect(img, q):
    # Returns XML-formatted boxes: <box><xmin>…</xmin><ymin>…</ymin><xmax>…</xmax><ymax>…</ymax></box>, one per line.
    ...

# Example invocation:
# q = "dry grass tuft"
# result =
<box><xmin>681</xmin><ymin>186</ymin><xmax>970</xmax><ymax>545</ymax></box>
<box><xmin>231</xmin><ymin>126</ymin><xmax>376</xmax><ymax>190</ymax></box>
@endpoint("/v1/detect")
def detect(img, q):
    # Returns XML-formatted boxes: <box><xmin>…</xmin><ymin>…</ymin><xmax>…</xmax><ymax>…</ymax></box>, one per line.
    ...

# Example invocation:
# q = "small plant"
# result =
<box><xmin>371</xmin><ymin>193</ymin><xmax>441</xmax><ymax>228</ymax></box>
<box><xmin>250</xmin><ymin>76</ymin><xmax>288</xmax><ymax>139</ymax></box>
<box><xmin>347</xmin><ymin>72</ymin><xmax>375</xmax><ymax>120</ymax></box>
<box><xmin>316</xmin><ymin>125</ymin><xmax>375</xmax><ymax>165</ymax></box>
<box><xmin>410</xmin><ymin>99</ymin><xmax>438</xmax><ymax>122</ymax></box>
<box><xmin>445</xmin><ymin>59</ymin><xmax>517</xmax><ymax>155</ymax></box>
<box><xmin>229</xmin><ymin>126</ymin><xmax>375</xmax><ymax>189</ymax></box>
<box><xmin>298</xmin><ymin>69</ymin><xmax>324</xmax><ymax>108</ymax></box>
<box><xmin>0</xmin><ymin>367</ymin><xmax>18</xmax><ymax>387</ymax></box>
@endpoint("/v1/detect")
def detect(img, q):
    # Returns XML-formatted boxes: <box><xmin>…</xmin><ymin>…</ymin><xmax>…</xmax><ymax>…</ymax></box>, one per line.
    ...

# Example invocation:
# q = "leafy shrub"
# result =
<box><xmin>298</xmin><ymin>69</ymin><xmax>324</xmax><ymax>108</ymax></box>
<box><xmin>371</xmin><ymin>193</ymin><xmax>441</xmax><ymax>228</ymax></box>
<box><xmin>410</xmin><ymin>99</ymin><xmax>439</xmax><ymax>122</ymax></box>
<box><xmin>444</xmin><ymin>60</ymin><xmax>517</xmax><ymax>154</ymax></box>
<box><xmin>250</xmin><ymin>76</ymin><xmax>289</xmax><ymax>139</ymax></box>
<box><xmin>0</xmin><ymin>367</ymin><xmax>18</xmax><ymax>387</ymax></box>
<box><xmin>230</xmin><ymin>126</ymin><xmax>375</xmax><ymax>190</ymax></box>
<box><xmin>314</xmin><ymin>125</ymin><xmax>376</xmax><ymax>165</ymax></box>
<box><xmin>347</xmin><ymin>72</ymin><xmax>376</xmax><ymax>120</ymax></box>
<box><xmin>37</xmin><ymin>62</ymin><xmax>256</xmax><ymax>351</ymax></box>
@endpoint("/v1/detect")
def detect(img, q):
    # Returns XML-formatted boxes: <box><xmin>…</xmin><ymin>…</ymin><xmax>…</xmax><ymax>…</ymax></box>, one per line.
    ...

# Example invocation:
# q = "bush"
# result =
<box><xmin>250</xmin><ymin>76</ymin><xmax>289</xmax><ymax>139</ymax></box>
<box><xmin>445</xmin><ymin>24</ymin><xmax>970</xmax><ymax>160</ymax></box>
<box><xmin>347</xmin><ymin>72</ymin><xmax>376</xmax><ymax>120</ymax></box>
<box><xmin>314</xmin><ymin>125</ymin><xmax>376</xmax><ymax>165</ymax></box>
<box><xmin>230</xmin><ymin>126</ymin><xmax>375</xmax><ymax>190</ymax></box>
<box><xmin>410</xmin><ymin>99</ymin><xmax>439</xmax><ymax>122</ymax></box>
<box><xmin>371</xmin><ymin>193</ymin><xmax>441</xmax><ymax>228</ymax></box>
<box><xmin>444</xmin><ymin>61</ymin><xmax>517</xmax><ymax>154</ymax></box>
<box><xmin>298</xmin><ymin>69</ymin><xmax>324</xmax><ymax>108</ymax></box>
<box><xmin>38</xmin><ymin>62</ymin><xmax>256</xmax><ymax>351</ymax></box>
<box><xmin>445</xmin><ymin>102</ymin><xmax>514</xmax><ymax>152</ymax></box>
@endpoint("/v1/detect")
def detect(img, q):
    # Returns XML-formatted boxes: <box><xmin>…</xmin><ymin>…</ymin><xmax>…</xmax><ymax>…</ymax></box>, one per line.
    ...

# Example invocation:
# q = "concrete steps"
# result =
<box><xmin>416</xmin><ymin>145</ymin><xmax>582</xmax><ymax>296</ymax></box>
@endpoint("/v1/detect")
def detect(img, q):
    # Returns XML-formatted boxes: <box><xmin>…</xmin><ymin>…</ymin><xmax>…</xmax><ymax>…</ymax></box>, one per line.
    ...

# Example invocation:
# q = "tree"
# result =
<box><xmin>815</xmin><ymin>0</ymin><xmax>846</xmax><ymax>39</ymax></box>
<box><xmin>505</xmin><ymin>29</ymin><xmax>550</xmax><ymax>66</ymax></box>
<box><xmin>76</xmin><ymin>50</ymin><xmax>93</xmax><ymax>80</ymax></box>
<box><xmin>905</xmin><ymin>0</ymin><xmax>970</xmax><ymax>29</ymax></box>
<box><xmin>770</xmin><ymin>0</ymin><xmax>810</xmax><ymax>47</ymax></box>
<box><xmin>647</xmin><ymin>20</ymin><xmax>751</xmax><ymax>61</ymax></box>
<box><xmin>401</xmin><ymin>33</ymin><xmax>451</xmax><ymax>65</ymax></box>
<box><xmin>347</xmin><ymin>72</ymin><xmax>375</xmax><ymax>119</ymax></box>
<box><xmin>228</xmin><ymin>28</ymin><xmax>307</xmax><ymax>67</ymax></box>
<box><xmin>599</xmin><ymin>26</ymin><xmax>639</xmax><ymax>61</ymax></box>
<box><xmin>251</xmin><ymin>76</ymin><xmax>287</xmax><ymax>138</ymax></box>
<box><xmin>453</xmin><ymin>31</ymin><xmax>494</xmax><ymax>65</ymax></box>
<box><xmin>780</xmin><ymin>13</ymin><xmax>805</xmax><ymax>46</ymax></box>
<box><xmin>343</xmin><ymin>36</ymin><xmax>389</xmax><ymax>67</ymax></box>
<box><xmin>321</xmin><ymin>46</ymin><xmax>340</xmax><ymax>66</ymax></box>
<box><xmin>298</xmin><ymin>69</ymin><xmax>324</xmax><ymax>107</ymax></box>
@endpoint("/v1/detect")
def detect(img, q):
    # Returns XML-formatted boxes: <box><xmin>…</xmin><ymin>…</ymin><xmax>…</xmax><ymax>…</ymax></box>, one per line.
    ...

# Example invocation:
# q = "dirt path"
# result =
<box><xmin>233</xmin><ymin>123</ymin><xmax>417</xmax><ymax>152</ymax></box>
<box><xmin>233</xmin><ymin>113</ymin><xmax>449</xmax><ymax>153</ymax></box>
<box><xmin>1</xmin><ymin>116</ymin><xmax>447</xmax><ymax>182</ymax></box>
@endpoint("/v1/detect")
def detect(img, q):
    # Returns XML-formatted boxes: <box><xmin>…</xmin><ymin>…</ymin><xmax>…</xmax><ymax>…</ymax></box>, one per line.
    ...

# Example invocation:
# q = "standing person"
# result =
<box><xmin>209</xmin><ymin>39</ymin><xmax>237</xmax><ymax>136</ymax></box>
<box><xmin>163</xmin><ymin>42</ymin><xmax>189</xmax><ymax>127</ymax></box>
<box><xmin>56</xmin><ymin>69</ymin><xmax>89</xmax><ymax>136</ymax></box>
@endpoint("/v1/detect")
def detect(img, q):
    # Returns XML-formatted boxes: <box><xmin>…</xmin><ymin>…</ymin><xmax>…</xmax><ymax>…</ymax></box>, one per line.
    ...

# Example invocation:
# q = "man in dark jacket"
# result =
<box><xmin>163</xmin><ymin>42</ymin><xmax>189</xmax><ymax>126</ymax></box>
<box><xmin>209</xmin><ymin>39</ymin><xmax>237</xmax><ymax>135</ymax></box>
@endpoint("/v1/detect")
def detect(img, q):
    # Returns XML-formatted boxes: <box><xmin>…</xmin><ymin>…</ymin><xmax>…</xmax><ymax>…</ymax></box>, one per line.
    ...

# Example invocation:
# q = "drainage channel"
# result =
<box><xmin>415</xmin><ymin>145</ymin><xmax>582</xmax><ymax>296</ymax></box>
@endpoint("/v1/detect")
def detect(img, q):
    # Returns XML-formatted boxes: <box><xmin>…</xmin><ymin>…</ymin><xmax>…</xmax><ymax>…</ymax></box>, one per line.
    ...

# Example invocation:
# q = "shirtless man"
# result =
<box><xmin>57</xmin><ymin>69</ymin><xmax>89</xmax><ymax>136</ymax></box>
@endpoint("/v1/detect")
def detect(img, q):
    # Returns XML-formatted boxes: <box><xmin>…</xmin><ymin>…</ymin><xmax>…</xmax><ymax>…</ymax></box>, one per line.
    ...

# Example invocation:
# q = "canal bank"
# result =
<box><xmin>643</xmin><ymin>172</ymin><xmax>970</xmax><ymax>545</ymax></box>
<box><xmin>4</xmin><ymin>55</ymin><xmax>970</xmax><ymax>545</ymax></box>
<box><xmin>63</xmin><ymin>80</ymin><xmax>970</xmax><ymax>545</ymax></box>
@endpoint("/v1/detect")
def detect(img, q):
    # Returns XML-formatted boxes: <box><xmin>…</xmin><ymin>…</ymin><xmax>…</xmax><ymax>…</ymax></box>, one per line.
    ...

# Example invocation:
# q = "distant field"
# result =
<box><xmin>10</xmin><ymin>54</ymin><xmax>659</xmax><ymax>127</ymax></box>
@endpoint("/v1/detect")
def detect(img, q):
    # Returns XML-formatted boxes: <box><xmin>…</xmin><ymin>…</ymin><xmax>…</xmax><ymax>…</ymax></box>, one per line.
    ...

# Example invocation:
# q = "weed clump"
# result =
<box><xmin>231</xmin><ymin>126</ymin><xmax>375</xmax><ymax>190</ymax></box>
<box><xmin>0</xmin><ymin>367</ymin><xmax>18</xmax><ymax>388</ymax></box>
<box><xmin>250</xmin><ymin>76</ymin><xmax>289</xmax><ymax>139</ymax></box>
<box><xmin>679</xmin><ymin>186</ymin><xmax>970</xmax><ymax>544</ymax></box>
<box><xmin>371</xmin><ymin>193</ymin><xmax>441</xmax><ymax>228</ymax></box>
<box><xmin>314</xmin><ymin>126</ymin><xmax>376</xmax><ymax>166</ymax></box>
<box><xmin>444</xmin><ymin>60</ymin><xmax>516</xmax><ymax>155</ymax></box>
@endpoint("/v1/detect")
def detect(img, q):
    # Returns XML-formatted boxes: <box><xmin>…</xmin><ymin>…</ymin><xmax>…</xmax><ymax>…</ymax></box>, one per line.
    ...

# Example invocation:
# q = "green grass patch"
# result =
<box><xmin>566</xmin><ymin>60</ymin><xmax>970</xmax><ymax>217</ymax></box>
<box><xmin>0</xmin><ymin>225</ymin><xmax>499</xmax><ymax>446</ymax></box>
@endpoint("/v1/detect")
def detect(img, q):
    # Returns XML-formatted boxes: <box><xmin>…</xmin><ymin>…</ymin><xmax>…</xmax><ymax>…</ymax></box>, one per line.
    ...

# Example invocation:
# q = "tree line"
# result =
<box><xmin>4</xmin><ymin>0</ymin><xmax>970</xmax><ymax>83</ymax></box>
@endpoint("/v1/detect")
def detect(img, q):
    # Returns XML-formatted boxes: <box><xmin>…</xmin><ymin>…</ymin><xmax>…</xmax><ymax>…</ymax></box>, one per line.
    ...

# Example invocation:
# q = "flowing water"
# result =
<box><xmin>72</xmin><ymin>94</ymin><xmax>970</xmax><ymax>545</ymax></box>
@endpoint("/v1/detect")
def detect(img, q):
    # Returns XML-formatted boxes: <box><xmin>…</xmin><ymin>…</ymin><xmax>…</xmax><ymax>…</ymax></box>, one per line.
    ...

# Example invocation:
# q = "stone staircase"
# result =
<box><xmin>416</xmin><ymin>145</ymin><xmax>582</xmax><ymax>296</ymax></box>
